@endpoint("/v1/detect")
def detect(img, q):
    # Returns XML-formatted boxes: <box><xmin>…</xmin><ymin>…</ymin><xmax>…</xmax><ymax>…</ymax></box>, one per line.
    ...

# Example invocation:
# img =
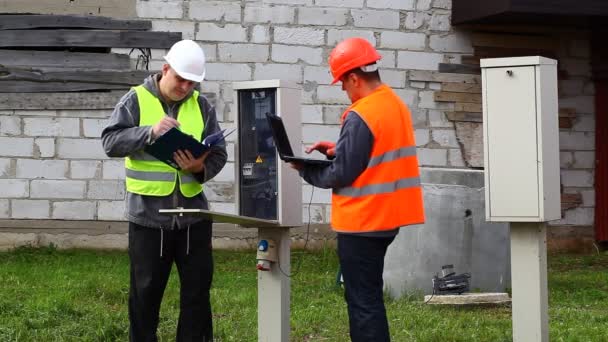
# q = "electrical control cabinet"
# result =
<box><xmin>481</xmin><ymin>56</ymin><xmax>560</xmax><ymax>222</ymax></box>
<box><xmin>233</xmin><ymin>80</ymin><xmax>302</xmax><ymax>227</ymax></box>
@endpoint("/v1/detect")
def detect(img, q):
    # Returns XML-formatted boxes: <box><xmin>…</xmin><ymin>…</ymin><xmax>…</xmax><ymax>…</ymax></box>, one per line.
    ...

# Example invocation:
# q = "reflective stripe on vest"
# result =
<box><xmin>125</xmin><ymin>86</ymin><xmax>204</xmax><ymax>198</ymax></box>
<box><xmin>331</xmin><ymin>84</ymin><xmax>425</xmax><ymax>233</ymax></box>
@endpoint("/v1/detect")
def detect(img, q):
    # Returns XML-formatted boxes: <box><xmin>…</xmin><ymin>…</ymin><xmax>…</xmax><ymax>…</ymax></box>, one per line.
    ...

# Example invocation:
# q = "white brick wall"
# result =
<box><xmin>152</xmin><ymin>20</ymin><xmax>196</xmax><ymax>40</ymax></box>
<box><xmin>328</xmin><ymin>29</ymin><xmax>376</xmax><ymax>46</ymax></box>
<box><xmin>31</xmin><ymin>180</ymin><xmax>86</xmax><ymax>199</ymax></box>
<box><xmin>16</xmin><ymin>160</ymin><xmax>68</xmax><ymax>179</ymax></box>
<box><xmin>136</xmin><ymin>0</ymin><xmax>183</xmax><ymax>19</ymax></box>
<box><xmin>0</xmin><ymin>138</ymin><xmax>34</xmax><ymax>157</ymax></box>
<box><xmin>189</xmin><ymin>1</ymin><xmax>241</xmax><ymax>22</ymax></box>
<box><xmin>24</xmin><ymin>118</ymin><xmax>79</xmax><ymax>137</ymax></box>
<box><xmin>57</xmin><ymin>139</ymin><xmax>108</xmax><ymax>160</ymax></box>
<box><xmin>316</xmin><ymin>85</ymin><xmax>350</xmax><ymax>104</ymax></box>
<box><xmin>87</xmin><ymin>180</ymin><xmax>125</xmax><ymax>200</ymax></box>
<box><xmin>351</xmin><ymin>9</ymin><xmax>400</xmax><ymax>29</ymax></box>
<box><xmin>418</xmin><ymin>148</ymin><xmax>448</xmax><ymax>166</ymax></box>
<box><xmin>219</xmin><ymin>44</ymin><xmax>269</xmax><ymax>63</ymax></box>
<box><xmin>53</xmin><ymin>201</ymin><xmax>96</xmax><ymax>220</ymax></box>
<box><xmin>1</xmin><ymin>180</ymin><xmax>29</xmax><ymax>198</ymax></box>
<box><xmin>244</xmin><ymin>6</ymin><xmax>295</xmax><ymax>24</ymax></box>
<box><xmin>0</xmin><ymin>0</ymin><xmax>596</xmax><ymax>233</ymax></box>
<box><xmin>0</xmin><ymin>158</ymin><xmax>11</xmax><ymax>177</ymax></box>
<box><xmin>298</xmin><ymin>8</ymin><xmax>348</xmax><ymax>26</ymax></box>
<box><xmin>0</xmin><ymin>116</ymin><xmax>20</xmax><ymax>135</ymax></box>
<box><xmin>380</xmin><ymin>32</ymin><xmax>426</xmax><ymax>51</ymax></box>
<box><xmin>12</xmin><ymin>200</ymin><xmax>49</xmax><ymax>219</ymax></box>
<box><xmin>0</xmin><ymin>199</ymin><xmax>8</xmax><ymax>218</ymax></box>
<box><xmin>398</xmin><ymin>51</ymin><xmax>443</xmax><ymax>70</ymax></box>
<box><xmin>204</xmin><ymin>63</ymin><xmax>252</xmax><ymax>81</ymax></box>
<box><xmin>274</xmin><ymin>27</ymin><xmax>325</xmax><ymax>46</ymax></box>
<box><xmin>405</xmin><ymin>12</ymin><xmax>429</xmax><ymax>29</ymax></box>
<box><xmin>254</xmin><ymin>64</ymin><xmax>303</xmax><ymax>83</ymax></box>
<box><xmin>368</xmin><ymin>0</ymin><xmax>415</xmax><ymax>10</ymax></box>
<box><xmin>196</xmin><ymin>24</ymin><xmax>247</xmax><ymax>43</ymax></box>
<box><xmin>98</xmin><ymin>200</ymin><xmax>126</xmax><ymax>221</ymax></box>
<box><xmin>316</xmin><ymin>0</ymin><xmax>363</xmax><ymax>7</ymax></box>
<box><xmin>35</xmin><ymin>138</ymin><xmax>55</xmax><ymax>158</ymax></box>
<box><xmin>71</xmin><ymin>161</ymin><xmax>101</xmax><ymax>179</ymax></box>
<box><xmin>304</xmin><ymin>66</ymin><xmax>332</xmax><ymax>84</ymax></box>
<box><xmin>102</xmin><ymin>160</ymin><xmax>125</xmax><ymax>180</ymax></box>
<box><xmin>272</xmin><ymin>45</ymin><xmax>323</xmax><ymax>65</ymax></box>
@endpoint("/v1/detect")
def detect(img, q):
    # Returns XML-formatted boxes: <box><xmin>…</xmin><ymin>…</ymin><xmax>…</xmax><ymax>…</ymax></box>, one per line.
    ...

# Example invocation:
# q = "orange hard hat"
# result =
<box><xmin>328</xmin><ymin>37</ymin><xmax>381</xmax><ymax>84</ymax></box>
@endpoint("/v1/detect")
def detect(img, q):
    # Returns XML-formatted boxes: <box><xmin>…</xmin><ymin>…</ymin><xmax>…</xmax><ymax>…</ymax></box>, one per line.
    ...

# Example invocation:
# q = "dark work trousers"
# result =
<box><xmin>337</xmin><ymin>233</ymin><xmax>396</xmax><ymax>342</ymax></box>
<box><xmin>128</xmin><ymin>221</ymin><xmax>214</xmax><ymax>342</ymax></box>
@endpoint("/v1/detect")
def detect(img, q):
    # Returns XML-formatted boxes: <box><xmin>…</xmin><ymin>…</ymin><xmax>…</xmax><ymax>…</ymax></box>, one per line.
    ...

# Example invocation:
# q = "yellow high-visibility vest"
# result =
<box><xmin>125</xmin><ymin>85</ymin><xmax>204</xmax><ymax>198</ymax></box>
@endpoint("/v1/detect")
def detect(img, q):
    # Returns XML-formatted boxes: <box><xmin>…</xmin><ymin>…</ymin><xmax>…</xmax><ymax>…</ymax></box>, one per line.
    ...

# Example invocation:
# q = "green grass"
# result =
<box><xmin>1</xmin><ymin>246</ymin><xmax>607</xmax><ymax>341</ymax></box>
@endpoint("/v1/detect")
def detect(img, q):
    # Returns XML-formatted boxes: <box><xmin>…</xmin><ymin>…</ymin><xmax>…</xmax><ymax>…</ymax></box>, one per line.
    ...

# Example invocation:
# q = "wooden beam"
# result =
<box><xmin>0</xmin><ymin>81</ymin><xmax>132</xmax><ymax>92</ymax></box>
<box><xmin>409</xmin><ymin>70</ymin><xmax>481</xmax><ymax>84</ymax></box>
<box><xmin>438</xmin><ymin>63</ymin><xmax>481</xmax><ymax>75</ymax></box>
<box><xmin>0</xmin><ymin>67</ymin><xmax>153</xmax><ymax>86</ymax></box>
<box><xmin>0</xmin><ymin>91</ymin><xmax>216</xmax><ymax>109</ymax></box>
<box><xmin>0</xmin><ymin>30</ymin><xmax>181</xmax><ymax>49</ymax></box>
<box><xmin>434</xmin><ymin>91</ymin><xmax>483</xmax><ymax>103</ymax></box>
<box><xmin>0</xmin><ymin>91</ymin><xmax>125</xmax><ymax>109</ymax></box>
<box><xmin>441</xmin><ymin>82</ymin><xmax>482</xmax><ymax>93</ymax></box>
<box><xmin>472</xmin><ymin>33</ymin><xmax>559</xmax><ymax>51</ymax></box>
<box><xmin>0</xmin><ymin>50</ymin><xmax>131</xmax><ymax>70</ymax></box>
<box><xmin>455</xmin><ymin>102</ymin><xmax>483</xmax><ymax>112</ymax></box>
<box><xmin>446</xmin><ymin>111</ymin><xmax>483</xmax><ymax>122</ymax></box>
<box><xmin>0</xmin><ymin>14</ymin><xmax>151</xmax><ymax>30</ymax></box>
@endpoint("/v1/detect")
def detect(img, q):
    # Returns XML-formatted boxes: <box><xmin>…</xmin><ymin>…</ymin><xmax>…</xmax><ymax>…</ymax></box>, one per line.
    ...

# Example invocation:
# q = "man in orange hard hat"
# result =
<box><xmin>291</xmin><ymin>37</ymin><xmax>425</xmax><ymax>341</ymax></box>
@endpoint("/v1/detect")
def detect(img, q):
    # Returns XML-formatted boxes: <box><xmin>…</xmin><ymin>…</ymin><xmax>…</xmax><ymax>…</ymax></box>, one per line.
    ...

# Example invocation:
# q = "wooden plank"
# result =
<box><xmin>0</xmin><ymin>50</ymin><xmax>131</xmax><ymax>70</ymax></box>
<box><xmin>0</xmin><ymin>91</ymin><xmax>125</xmax><ymax>109</ymax></box>
<box><xmin>561</xmin><ymin>193</ymin><xmax>582</xmax><ymax>210</ymax></box>
<box><xmin>441</xmin><ymin>82</ymin><xmax>482</xmax><ymax>93</ymax></box>
<box><xmin>0</xmin><ymin>91</ymin><xmax>216</xmax><ymax>109</ymax></box>
<box><xmin>409</xmin><ymin>71</ymin><xmax>481</xmax><ymax>84</ymax></box>
<box><xmin>0</xmin><ymin>81</ymin><xmax>131</xmax><ymax>92</ymax></box>
<box><xmin>0</xmin><ymin>14</ymin><xmax>151</xmax><ymax>30</ymax></box>
<box><xmin>434</xmin><ymin>91</ymin><xmax>482</xmax><ymax>103</ymax></box>
<box><xmin>0</xmin><ymin>68</ymin><xmax>153</xmax><ymax>86</ymax></box>
<box><xmin>472</xmin><ymin>33</ymin><xmax>559</xmax><ymax>51</ymax></box>
<box><xmin>559</xmin><ymin>117</ymin><xmax>573</xmax><ymax>129</ymax></box>
<box><xmin>455</xmin><ymin>102</ymin><xmax>483</xmax><ymax>112</ymax></box>
<box><xmin>0</xmin><ymin>30</ymin><xmax>181</xmax><ymax>49</ymax></box>
<box><xmin>473</xmin><ymin>46</ymin><xmax>558</xmax><ymax>60</ymax></box>
<box><xmin>438</xmin><ymin>63</ymin><xmax>481</xmax><ymax>75</ymax></box>
<box><xmin>559</xmin><ymin>108</ymin><xmax>577</xmax><ymax>118</ymax></box>
<box><xmin>446</xmin><ymin>111</ymin><xmax>483</xmax><ymax>122</ymax></box>
<box><xmin>462</xmin><ymin>55</ymin><xmax>480</xmax><ymax>65</ymax></box>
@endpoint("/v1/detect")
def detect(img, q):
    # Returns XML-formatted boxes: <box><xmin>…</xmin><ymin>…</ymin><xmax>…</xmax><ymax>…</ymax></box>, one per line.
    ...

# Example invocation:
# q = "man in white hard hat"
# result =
<box><xmin>102</xmin><ymin>39</ymin><xmax>226</xmax><ymax>341</ymax></box>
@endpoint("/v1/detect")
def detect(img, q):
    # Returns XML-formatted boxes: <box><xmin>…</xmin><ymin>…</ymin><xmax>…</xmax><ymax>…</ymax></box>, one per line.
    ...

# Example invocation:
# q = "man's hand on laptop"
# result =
<box><xmin>306</xmin><ymin>141</ymin><xmax>336</xmax><ymax>157</ymax></box>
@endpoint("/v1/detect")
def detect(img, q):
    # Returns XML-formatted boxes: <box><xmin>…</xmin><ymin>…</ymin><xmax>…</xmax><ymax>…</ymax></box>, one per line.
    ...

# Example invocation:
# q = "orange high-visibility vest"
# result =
<box><xmin>331</xmin><ymin>84</ymin><xmax>425</xmax><ymax>233</ymax></box>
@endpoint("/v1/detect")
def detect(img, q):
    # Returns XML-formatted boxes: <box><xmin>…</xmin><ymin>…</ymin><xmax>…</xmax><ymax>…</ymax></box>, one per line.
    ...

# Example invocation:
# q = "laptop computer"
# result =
<box><xmin>265</xmin><ymin>113</ymin><xmax>332</xmax><ymax>167</ymax></box>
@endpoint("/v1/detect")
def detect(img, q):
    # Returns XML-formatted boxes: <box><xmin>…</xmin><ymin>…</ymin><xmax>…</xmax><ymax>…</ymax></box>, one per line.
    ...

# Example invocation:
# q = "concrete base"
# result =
<box><xmin>384</xmin><ymin>168</ymin><xmax>511</xmax><ymax>298</ymax></box>
<box><xmin>424</xmin><ymin>292</ymin><xmax>511</xmax><ymax>306</ymax></box>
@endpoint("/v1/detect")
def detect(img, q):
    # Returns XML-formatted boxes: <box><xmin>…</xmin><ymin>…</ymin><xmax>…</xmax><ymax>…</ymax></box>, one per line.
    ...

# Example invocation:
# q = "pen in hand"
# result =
<box><xmin>152</xmin><ymin>115</ymin><xmax>180</xmax><ymax>139</ymax></box>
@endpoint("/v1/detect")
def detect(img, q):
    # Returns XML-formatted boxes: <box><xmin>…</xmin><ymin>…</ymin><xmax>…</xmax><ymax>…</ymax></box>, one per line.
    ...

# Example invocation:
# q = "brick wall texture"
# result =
<box><xmin>0</xmin><ymin>0</ymin><xmax>595</xmax><ymax>229</ymax></box>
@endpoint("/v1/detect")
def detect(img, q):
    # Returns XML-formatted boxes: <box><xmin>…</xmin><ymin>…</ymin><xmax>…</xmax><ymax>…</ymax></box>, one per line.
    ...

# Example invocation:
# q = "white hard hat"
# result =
<box><xmin>163</xmin><ymin>40</ymin><xmax>206</xmax><ymax>82</ymax></box>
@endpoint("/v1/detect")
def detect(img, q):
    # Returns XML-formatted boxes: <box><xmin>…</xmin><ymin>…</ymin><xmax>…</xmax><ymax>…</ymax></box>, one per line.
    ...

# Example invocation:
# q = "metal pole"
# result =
<box><xmin>510</xmin><ymin>222</ymin><xmax>549</xmax><ymax>342</ymax></box>
<box><xmin>257</xmin><ymin>227</ymin><xmax>290</xmax><ymax>342</ymax></box>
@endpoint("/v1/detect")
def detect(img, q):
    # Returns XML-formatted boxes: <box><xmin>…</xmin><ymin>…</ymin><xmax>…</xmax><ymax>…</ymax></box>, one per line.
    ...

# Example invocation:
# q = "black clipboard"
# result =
<box><xmin>144</xmin><ymin>127</ymin><xmax>235</xmax><ymax>169</ymax></box>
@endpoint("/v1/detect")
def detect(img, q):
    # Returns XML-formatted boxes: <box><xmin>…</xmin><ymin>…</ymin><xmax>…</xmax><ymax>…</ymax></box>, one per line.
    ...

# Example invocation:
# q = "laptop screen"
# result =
<box><xmin>265</xmin><ymin>113</ymin><xmax>295</xmax><ymax>157</ymax></box>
